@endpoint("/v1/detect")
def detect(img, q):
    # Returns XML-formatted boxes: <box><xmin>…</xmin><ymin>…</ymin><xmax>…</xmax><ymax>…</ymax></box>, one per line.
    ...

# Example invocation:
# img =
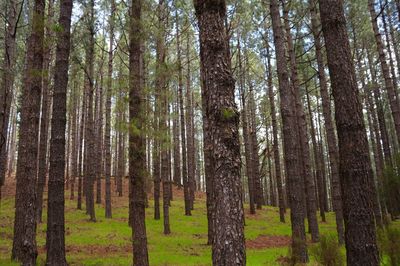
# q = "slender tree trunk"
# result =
<box><xmin>265</xmin><ymin>41</ymin><xmax>285</xmax><ymax>222</ymax></box>
<box><xmin>248</xmin><ymin>82</ymin><xmax>264</xmax><ymax>208</ymax></box>
<box><xmin>283</xmin><ymin>5</ymin><xmax>319</xmax><ymax>243</ymax></box>
<box><xmin>77</xmin><ymin>85</ymin><xmax>86</xmax><ymax>210</ymax></box>
<box><xmin>12</xmin><ymin>0</ymin><xmax>45</xmax><ymax>263</ymax></box>
<box><xmin>153</xmin><ymin>94</ymin><xmax>161</xmax><ymax>220</ymax></box>
<box><xmin>237</xmin><ymin>37</ymin><xmax>255</xmax><ymax>214</ymax></box>
<box><xmin>176</xmin><ymin>10</ymin><xmax>191</xmax><ymax>216</ymax></box>
<box><xmin>70</xmin><ymin>80</ymin><xmax>78</xmax><ymax>200</ymax></box>
<box><xmin>306</xmin><ymin>89</ymin><xmax>326</xmax><ymax>222</ymax></box>
<box><xmin>105</xmin><ymin>0</ymin><xmax>115</xmax><ymax>219</ymax></box>
<box><xmin>368</xmin><ymin>0</ymin><xmax>400</xmax><ymax>145</ymax></box>
<box><xmin>36</xmin><ymin>0</ymin><xmax>54</xmax><ymax>223</ymax></box>
<box><xmin>319</xmin><ymin>0</ymin><xmax>379</xmax><ymax>264</ymax></box>
<box><xmin>129</xmin><ymin>0</ymin><xmax>149</xmax><ymax>263</ymax></box>
<box><xmin>85</xmin><ymin>0</ymin><xmax>96</xmax><ymax>221</ymax></box>
<box><xmin>270</xmin><ymin>0</ymin><xmax>308</xmax><ymax>261</ymax></box>
<box><xmin>45</xmin><ymin>0</ymin><xmax>73</xmax><ymax>264</ymax></box>
<box><xmin>194</xmin><ymin>1</ymin><xmax>246</xmax><ymax>264</ymax></box>
<box><xmin>309</xmin><ymin>0</ymin><xmax>344</xmax><ymax>244</ymax></box>
<box><xmin>186</xmin><ymin>30</ymin><xmax>196</xmax><ymax>210</ymax></box>
<box><xmin>0</xmin><ymin>0</ymin><xmax>19</xmax><ymax>195</ymax></box>
<box><xmin>156</xmin><ymin>0</ymin><xmax>170</xmax><ymax>235</ymax></box>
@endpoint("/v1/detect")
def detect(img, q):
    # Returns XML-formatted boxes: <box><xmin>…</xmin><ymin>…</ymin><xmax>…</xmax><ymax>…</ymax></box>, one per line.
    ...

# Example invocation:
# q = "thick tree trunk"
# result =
<box><xmin>319</xmin><ymin>0</ymin><xmax>379</xmax><ymax>264</ymax></box>
<box><xmin>194</xmin><ymin>1</ymin><xmax>246</xmax><ymax>264</ymax></box>
<box><xmin>12</xmin><ymin>0</ymin><xmax>45</xmax><ymax>263</ymax></box>
<box><xmin>309</xmin><ymin>0</ymin><xmax>344</xmax><ymax>244</ymax></box>
<box><xmin>45</xmin><ymin>0</ymin><xmax>73</xmax><ymax>264</ymax></box>
<box><xmin>129</xmin><ymin>0</ymin><xmax>149</xmax><ymax>264</ymax></box>
<box><xmin>270</xmin><ymin>0</ymin><xmax>308</xmax><ymax>262</ymax></box>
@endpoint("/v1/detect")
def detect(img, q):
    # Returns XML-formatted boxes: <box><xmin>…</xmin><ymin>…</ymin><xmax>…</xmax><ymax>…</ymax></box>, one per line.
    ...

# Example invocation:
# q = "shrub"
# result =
<box><xmin>310</xmin><ymin>234</ymin><xmax>344</xmax><ymax>266</ymax></box>
<box><xmin>378</xmin><ymin>226</ymin><xmax>400</xmax><ymax>266</ymax></box>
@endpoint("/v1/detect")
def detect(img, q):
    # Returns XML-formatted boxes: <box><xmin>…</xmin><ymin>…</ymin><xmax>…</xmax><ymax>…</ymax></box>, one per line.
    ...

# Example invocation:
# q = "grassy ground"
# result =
<box><xmin>0</xmin><ymin>181</ymin><xmax>346</xmax><ymax>266</ymax></box>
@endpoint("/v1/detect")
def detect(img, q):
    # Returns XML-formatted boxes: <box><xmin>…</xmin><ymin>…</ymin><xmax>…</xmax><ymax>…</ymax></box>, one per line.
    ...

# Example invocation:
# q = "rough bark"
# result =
<box><xmin>194</xmin><ymin>1</ymin><xmax>246</xmax><ymax>264</ymax></box>
<box><xmin>84</xmin><ymin>0</ymin><xmax>96</xmax><ymax>221</ymax></box>
<box><xmin>36</xmin><ymin>0</ymin><xmax>54</xmax><ymax>223</ymax></box>
<box><xmin>45</xmin><ymin>0</ymin><xmax>73</xmax><ymax>264</ymax></box>
<box><xmin>270</xmin><ymin>0</ymin><xmax>308</xmax><ymax>262</ymax></box>
<box><xmin>319</xmin><ymin>0</ymin><xmax>380</xmax><ymax>264</ymax></box>
<box><xmin>309</xmin><ymin>0</ymin><xmax>344</xmax><ymax>244</ymax></box>
<box><xmin>129</xmin><ymin>0</ymin><xmax>150</xmax><ymax>263</ymax></box>
<box><xmin>12</xmin><ymin>0</ymin><xmax>45</xmax><ymax>263</ymax></box>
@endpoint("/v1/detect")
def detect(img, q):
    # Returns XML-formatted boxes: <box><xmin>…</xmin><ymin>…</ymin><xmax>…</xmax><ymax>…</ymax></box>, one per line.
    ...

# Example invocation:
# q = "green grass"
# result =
<box><xmin>2</xmin><ymin>187</ymin><xmax>396</xmax><ymax>265</ymax></box>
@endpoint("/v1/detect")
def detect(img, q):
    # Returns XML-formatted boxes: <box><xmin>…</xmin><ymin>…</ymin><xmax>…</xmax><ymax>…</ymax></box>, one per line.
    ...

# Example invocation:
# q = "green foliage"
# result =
<box><xmin>310</xmin><ymin>234</ymin><xmax>345</xmax><ymax>266</ymax></box>
<box><xmin>378</xmin><ymin>226</ymin><xmax>400</xmax><ymax>266</ymax></box>
<box><xmin>382</xmin><ymin>154</ymin><xmax>400</xmax><ymax>219</ymax></box>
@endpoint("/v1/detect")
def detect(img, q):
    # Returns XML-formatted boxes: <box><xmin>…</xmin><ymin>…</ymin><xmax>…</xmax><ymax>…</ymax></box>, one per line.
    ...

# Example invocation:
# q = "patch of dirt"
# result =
<box><xmin>246</xmin><ymin>235</ymin><xmax>291</xmax><ymax>249</ymax></box>
<box><xmin>38</xmin><ymin>244</ymin><xmax>132</xmax><ymax>256</ymax></box>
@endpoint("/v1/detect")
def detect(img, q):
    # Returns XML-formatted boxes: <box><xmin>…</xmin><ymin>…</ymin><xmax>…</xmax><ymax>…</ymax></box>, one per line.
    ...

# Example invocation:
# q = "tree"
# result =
<box><xmin>270</xmin><ymin>0</ymin><xmax>308</xmax><ymax>262</ymax></box>
<box><xmin>194</xmin><ymin>0</ymin><xmax>246</xmax><ymax>264</ymax></box>
<box><xmin>265</xmin><ymin>35</ymin><xmax>285</xmax><ymax>223</ymax></box>
<box><xmin>129</xmin><ymin>0</ymin><xmax>149</xmax><ymax>264</ymax></box>
<box><xmin>319</xmin><ymin>0</ymin><xmax>379</xmax><ymax>264</ymax></box>
<box><xmin>308</xmin><ymin>0</ymin><xmax>344</xmax><ymax>244</ymax></box>
<box><xmin>12</xmin><ymin>0</ymin><xmax>45</xmax><ymax>263</ymax></box>
<box><xmin>36</xmin><ymin>0</ymin><xmax>55</xmax><ymax>223</ymax></box>
<box><xmin>0</xmin><ymin>0</ymin><xmax>20</xmax><ymax>201</ymax></box>
<box><xmin>45</xmin><ymin>0</ymin><xmax>73</xmax><ymax>264</ymax></box>
<box><xmin>105</xmin><ymin>0</ymin><xmax>116</xmax><ymax>219</ymax></box>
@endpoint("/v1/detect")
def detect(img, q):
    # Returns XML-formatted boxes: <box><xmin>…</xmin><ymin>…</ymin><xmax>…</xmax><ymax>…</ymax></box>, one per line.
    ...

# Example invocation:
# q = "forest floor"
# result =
<box><xmin>0</xmin><ymin>179</ymin><xmax>364</xmax><ymax>265</ymax></box>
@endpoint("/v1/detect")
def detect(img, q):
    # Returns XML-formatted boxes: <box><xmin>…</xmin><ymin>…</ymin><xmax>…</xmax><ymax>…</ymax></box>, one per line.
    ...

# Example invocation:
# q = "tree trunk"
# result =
<box><xmin>84</xmin><ymin>0</ymin><xmax>96</xmax><ymax>222</ymax></box>
<box><xmin>104</xmin><ymin>0</ymin><xmax>115</xmax><ymax>219</ymax></box>
<box><xmin>270</xmin><ymin>0</ymin><xmax>308</xmax><ymax>262</ymax></box>
<box><xmin>45</xmin><ymin>0</ymin><xmax>73</xmax><ymax>264</ymax></box>
<box><xmin>12</xmin><ymin>0</ymin><xmax>45</xmax><ymax>263</ymax></box>
<box><xmin>309</xmin><ymin>0</ymin><xmax>344</xmax><ymax>244</ymax></box>
<box><xmin>176</xmin><ymin>10</ymin><xmax>191</xmax><ymax>216</ymax></box>
<box><xmin>306</xmin><ymin>89</ymin><xmax>326</xmax><ymax>223</ymax></box>
<box><xmin>129</xmin><ymin>0</ymin><xmax>149</xmax><ymax>264</ymax></box>
<box><xmin>319</xmin><ymin>0</ymin><xmax>379</xmax><ymax>264</ymax></box>
<box><xmin>36</xmin><ymin>0</ymin><xmax>55</xmax><ymax>223</ymax></box>
<box><xmin>368</xmin><ymin>0</ymin><xmax>400</xmax><ymax>145</ymax></box>
<box><xmin>0</xmin><ymin>0</ymin><xmax>19</xmax><ymax>194</ymax></box>
<box><xmin>265</xmin><ymin>41</ymin><xmax>285</xmax><ymax>222</ymax></box>
<box><xmin>194</xmin><ymin>1</ymin><xmax>246</xmax><ymax>264</ymax></box>
<box><xmin>186</xmin><ymin>30</ymin><xmax>196</xmax><ymax>210</ymax></box>
<box><xmin>283</xmin><ymin>4</ymin><xmax>319</xmax><ymax>243</ymax></box>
